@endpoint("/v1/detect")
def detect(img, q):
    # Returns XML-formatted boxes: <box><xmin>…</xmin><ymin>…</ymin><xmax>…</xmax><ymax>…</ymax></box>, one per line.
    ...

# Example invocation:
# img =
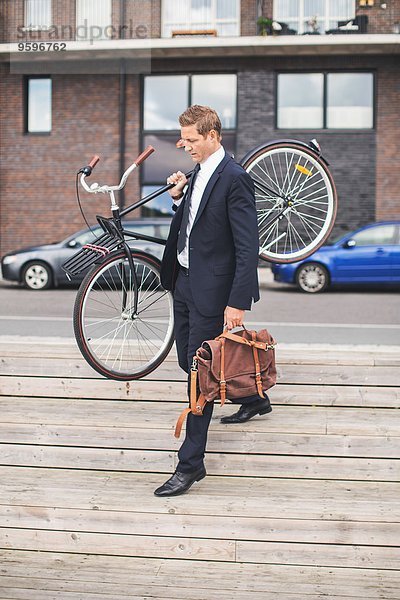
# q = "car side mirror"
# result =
<box><xmin>343</xmin><ymin>239</ymin><xmax>356</xmax><ymax>249</ymax></box>
<box><xmin>67</xmin><ymin>239</ymin><xmax>78</xmax><ymax>248</ymax></box>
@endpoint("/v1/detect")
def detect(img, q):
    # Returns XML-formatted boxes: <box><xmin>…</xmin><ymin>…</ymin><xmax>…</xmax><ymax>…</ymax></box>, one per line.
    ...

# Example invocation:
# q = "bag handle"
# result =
<box><xmin>218</xmin><ymin>328</ymin><xmax>275</xmax><ymax>350</ymax></box>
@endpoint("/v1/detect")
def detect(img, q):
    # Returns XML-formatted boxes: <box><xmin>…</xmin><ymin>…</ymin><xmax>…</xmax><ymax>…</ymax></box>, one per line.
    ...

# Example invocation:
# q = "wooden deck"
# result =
<box><xmin>0</xmin><ymin>336</ymin><xmax>399</xmax><ymax>599</ymax></box>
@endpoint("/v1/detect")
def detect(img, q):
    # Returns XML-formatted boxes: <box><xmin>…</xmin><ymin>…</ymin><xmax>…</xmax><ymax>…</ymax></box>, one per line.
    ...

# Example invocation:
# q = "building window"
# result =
<box><xmin>76</xmin><ymin>0</ymin><xmax>112</xmax><ymax>41</ymax></box>
<box><xmin>25</xmin><ymin>77</ymin><xmax>52</xmax><ymax>133</ymax></box>
<box><xmin>273</xmin><ymin>0</ymin><xmax>355</xmax><ymax>34</ymax></box>
<box><xmin>277</xmin><ymin>72</ymin><xmax>373</xmax><ymax>129</ymax></box>
<box><xmin>25</xmin><ymin>0</ymin><xmax>52</xmax><ymax>29</ymax></box>
<box><xmin>142</xmin><ymin>73</ymin><xmax>237</xmax><ymax>216</ymax></box>
<box><xmin>144</xmin><ymin>76</ymin><xmax>189</xmax><ymax>130</ymax></box>
<box><xmin>162</xmin><ymin>0</ymin><xmax>240</xmax><ymax>37</ymax></box>
<box><xmin>327</xmin><ymin>73</ymin><xmax>374</xmax><ymax>129</ymax></box>
<box><xmin>277</xmin><ymin>73</ymin><xmax>323</xmax><ymax>128</ymax></box>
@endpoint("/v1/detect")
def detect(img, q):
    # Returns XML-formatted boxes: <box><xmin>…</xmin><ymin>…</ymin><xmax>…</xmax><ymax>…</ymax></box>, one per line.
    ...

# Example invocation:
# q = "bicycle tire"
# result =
<box><xmin>241</xmin><ymin>141</ymin><xmax>338</xmax><ymax>263</ymax></box>
<box><xmin>74</xmin><ymin>250</ymin><xmax>174</xmax><ymax>380</ymax></box>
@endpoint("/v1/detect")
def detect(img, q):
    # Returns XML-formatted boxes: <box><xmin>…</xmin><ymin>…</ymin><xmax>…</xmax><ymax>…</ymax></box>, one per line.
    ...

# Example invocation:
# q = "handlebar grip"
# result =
<box><xmin>134</xmin><ymin>146</ymin><xmax>155</xmax><ymax>166</ymax></box>
<box><xmin>88</xmin><ymin>155</ymin><xmax>100</xmax><ymax>169</ymax></box>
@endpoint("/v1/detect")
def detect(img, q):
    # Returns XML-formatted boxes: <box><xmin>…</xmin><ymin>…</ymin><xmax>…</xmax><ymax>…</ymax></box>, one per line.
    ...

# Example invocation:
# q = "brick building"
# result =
<box><xmin>0</xmin><ymin>0</ymin><xmax>399</xmax><ymax>258</ymax></box>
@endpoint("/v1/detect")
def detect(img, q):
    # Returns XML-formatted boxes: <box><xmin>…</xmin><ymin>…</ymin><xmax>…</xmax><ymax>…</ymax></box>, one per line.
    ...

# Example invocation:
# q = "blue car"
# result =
<box><xmin>271</xmin><ymin>221</ymin><xmax>400</xmax><ymax>293</ymax></box>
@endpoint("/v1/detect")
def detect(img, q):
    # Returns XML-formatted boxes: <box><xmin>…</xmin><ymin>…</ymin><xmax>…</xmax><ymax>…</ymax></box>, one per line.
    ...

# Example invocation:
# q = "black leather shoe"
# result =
<box><xmin>154</xmin><ymin>466</ymin><xmax>206</xmax><ymax>497</ymax></box>
<box><xmin>220</xmin><ymin>396</ymin><xmax>272</xmax><ymax>424</ymax></box>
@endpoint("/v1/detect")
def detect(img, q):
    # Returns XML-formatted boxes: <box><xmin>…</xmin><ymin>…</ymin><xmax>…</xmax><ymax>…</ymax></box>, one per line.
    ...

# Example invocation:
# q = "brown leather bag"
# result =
<box><xmin>175</xmin><ymin>328</ymin><xmax>277</xmax><ymax>438</ymax></box>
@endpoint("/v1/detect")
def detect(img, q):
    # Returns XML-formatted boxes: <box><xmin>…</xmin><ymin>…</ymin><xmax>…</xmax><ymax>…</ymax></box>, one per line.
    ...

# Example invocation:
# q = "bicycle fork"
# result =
<box><xmin>109</xmin><ymin>195</ymin><xmax>140</xmax><ymax>320</ymax></box>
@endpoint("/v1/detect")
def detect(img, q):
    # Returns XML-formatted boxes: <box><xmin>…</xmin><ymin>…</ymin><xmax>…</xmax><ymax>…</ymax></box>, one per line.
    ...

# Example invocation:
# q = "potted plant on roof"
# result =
<box><xmin>305</xmin><ymin>15</ymin><xmax>320</xmax><ymax>34</ymax></box>
<box><xmin>257</xmin><ymin>16</ymin><xmax>273</xmax><ymax>36</ymax></box>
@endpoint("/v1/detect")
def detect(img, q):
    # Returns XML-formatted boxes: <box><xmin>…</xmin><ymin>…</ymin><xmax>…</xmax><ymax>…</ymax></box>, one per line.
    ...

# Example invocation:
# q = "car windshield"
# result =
<box><xmin>325</xmin><ymin>232</ymin><xmax>347</xmax><ymax>246</ymax></box>
<box><xmin>123</xmin><ymin>224</ymin><xmax>156</xmax><ymax>237</ymax></box>
<box><xmin>72</xmin><ymin>228</ymin><xmax>103</xmax><ymax>246</ymax></box>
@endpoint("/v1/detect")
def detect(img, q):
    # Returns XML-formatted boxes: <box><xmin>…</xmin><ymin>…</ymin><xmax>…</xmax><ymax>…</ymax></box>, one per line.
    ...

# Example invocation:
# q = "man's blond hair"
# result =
<box><xmin>179</xmin><ymin>105</ymin><xmax>222</xmax><ymax>139</ymax></box>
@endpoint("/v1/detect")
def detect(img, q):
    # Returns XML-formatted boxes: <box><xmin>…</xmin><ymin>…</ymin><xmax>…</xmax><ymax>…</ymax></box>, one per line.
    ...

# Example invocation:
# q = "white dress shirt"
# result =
<box><xmin>176</xmin><ymin>145</ymin><xmax>225</xmax><ymax>268</ymax></box>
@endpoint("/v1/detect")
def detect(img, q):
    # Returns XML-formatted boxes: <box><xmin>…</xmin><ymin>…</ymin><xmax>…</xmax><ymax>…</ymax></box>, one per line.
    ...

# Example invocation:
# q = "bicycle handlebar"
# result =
<box><xmin>134</xmin><ymin>146</ymin><xmax>155</xmax><ymax>166</ymax></box>
<box><xmin>79</xmin><ymin>145</ymin><xmax>155</xmax><ymax>195</ymax></box>
<box><xmin>88</xmin><ymin>155</ymin><xmax>100</xmax><ymax>170</ymax></box>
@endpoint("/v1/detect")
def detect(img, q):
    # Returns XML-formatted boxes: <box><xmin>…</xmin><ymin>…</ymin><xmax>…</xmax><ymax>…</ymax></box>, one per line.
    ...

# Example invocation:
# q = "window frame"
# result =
<box><xmin>75</xmin><ymin>0</ymin><xmax>113</xmax><ymax>41</ymax></box>
<box><xmin>141</xmin><ymin>71</ymin><xmax>238</xmax><ymax>187</ymax></box>
<box><xmin>273</xmin><ymin>0</ymin><xmax>356</xmax><ymax>35</ymax></box>
<box><xmin>161</xmin><ymin>0</ymin><xmax>241</xmax><ymax>38</ymax></box>
<box><xmin>275</xmin><ymin>69</ymin><xmax>376</xmax><ymax>131</ymax></box>
<box><xmin>140</xmin><ymin>71</ymin><xmax>238</xmax><ymax>216</ymax></box>
<box><xmin>23</xmin><ymin>75</ymin><xmax>52</xmax><ymax>135</ymax></box>
<box><xmin>24</xmin><ymin>0</ymin><xmax>52</xmax><ymax>30</ymax></box>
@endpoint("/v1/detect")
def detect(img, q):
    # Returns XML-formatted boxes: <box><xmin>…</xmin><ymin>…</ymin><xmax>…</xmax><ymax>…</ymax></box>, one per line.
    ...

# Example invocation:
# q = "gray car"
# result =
<box><xmin>1</xmin><ymin>218</ymin><xmax>171</xmax><ymax>290</ymax></box>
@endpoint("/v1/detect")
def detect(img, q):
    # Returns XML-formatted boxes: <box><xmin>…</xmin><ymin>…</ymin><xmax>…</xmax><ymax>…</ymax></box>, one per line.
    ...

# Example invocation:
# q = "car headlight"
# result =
<box><xmin>2</xmin><ymin>255</ymin><xmax>17</xmax><ymax>265</ymax></box>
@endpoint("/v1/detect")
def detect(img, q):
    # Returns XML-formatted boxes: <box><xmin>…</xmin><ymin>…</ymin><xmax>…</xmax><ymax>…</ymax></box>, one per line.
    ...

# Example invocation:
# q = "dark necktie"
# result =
<box><xmin>177</xmin><ymin>164</ymin><xmax>200</xmax><ymax>254</ymax></box>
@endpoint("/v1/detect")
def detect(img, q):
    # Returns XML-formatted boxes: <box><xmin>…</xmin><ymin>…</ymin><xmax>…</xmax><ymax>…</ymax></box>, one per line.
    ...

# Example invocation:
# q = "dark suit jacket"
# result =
<box><xmin>160</xmin><ymin>151</ymin><xmax>260</xmax><ymax>317</ymax></box>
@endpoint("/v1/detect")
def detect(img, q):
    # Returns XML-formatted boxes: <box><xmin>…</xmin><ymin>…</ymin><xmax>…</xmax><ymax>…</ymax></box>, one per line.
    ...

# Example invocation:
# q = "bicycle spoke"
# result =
<box><xmin>253</xmin><ymin>160</ymin><xmax>285</xmax><ymax>198</ymax></box>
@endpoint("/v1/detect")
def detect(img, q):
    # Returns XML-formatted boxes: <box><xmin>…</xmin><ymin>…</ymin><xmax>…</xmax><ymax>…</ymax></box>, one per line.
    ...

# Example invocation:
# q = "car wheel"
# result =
<box><xmin>296</xmin><ymin>262</ymin><xmax>329</xmax><ymax>293</ymax></box>
<box><xmin>22</xmin><ymin>262</ymin><xmax>53</xmax><ymax>290</ymax></box>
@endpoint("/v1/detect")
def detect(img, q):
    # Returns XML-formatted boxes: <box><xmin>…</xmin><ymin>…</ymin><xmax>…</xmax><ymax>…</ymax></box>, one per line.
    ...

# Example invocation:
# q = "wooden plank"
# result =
<box><xmin>276</xmin><ymin>364</ymin><xmax>400</xmax><ymax>387</ymax></box>
<box><xmin>0</xmin><ymin>375</ymin><xmax>187</xmax><ymax>400</ymax></box>
<box><xmin>0</xmin><ymin>528</ymin><xmax>235</xmax><ymax>562</ymax></box>
<box><xmin>1</xmin><ymin>504</ymin><xmax>399</xmax><ymax>546</ymax></box>
<box><xmin>0</xmin><ymin>578</ymin><xmax>393</xmax><ymax>600</ymax></box>
<box><xmin>0</xmin><ymin>444</ymin><xmax>175</xmax><ymax>473</ymax></box>
<box><xmin>375</xmin><ymin>357</ymin><xmax>400</xmax><ymax>367</ymax></box>
<box><xmin>2</xmin><ymin>528</ymin><xmax>399</xmax><ymax>569</ymax></box>
<box><xmin>0</xmin><ymin>591</ymin><xmax>182</xmax><ymax>600</ymax></box>
<box><xmin>1</xmin><ymin>375</ymin><xmax>399</xmax><ymax>407</ymax></box>
<box><xmin>1</xmin><ymin>443</ymin><xmax>398</xmax><ymax>481</ymax></box>
<box><xmin>145</xmin><ymin>362</ymin><xmax>400</xmax><ymax>386</ymax></box>
<box><xmin>0</xmin><ymin>356</ymin><xmax>178</xmax><ymax>378</ymax></box>
<box><xmin>2</xmin><ymin>421</ymin><xmax>400</xmax><ymax>458</ymax></box>
<box><xmin>1</xmin><ymin>398</ymin><xmax>399</xmax><ymax>436</ymax></box>
<box><xmin>237</xmin><ymin>540</ymin><xmax>400</xmax><ymax>570</ymax></box>
<box><xmin>1</xmin><ymin>362</ymin><xmax>400</xmax><ymax>390</ymax></box>
<box><xmin>206</xmin><ymin>452</ymin><xmax>400</xmax><ymax>481</ymax></box>
<box><xmin>0</xmin><ymin>583</ymin><xmax>326</xmax><ymax>600</ymax></box>
<box><xmin>0</xmin><ymin>467</ymin><xmax>399</xmax><ymax>522</ymax></box>
<box><xmin>2</xmin><ymin>339</ymin><xmax>399</xmax><ymax>365</ymax></box>
<box><xmin>3</xmin><ymin>353</ymin><xmax>399</xmax><ymax>378</ymax></box>
<box><xmin>0</xmin><ymin>375</ymin><xmax>186</xmax><ymax>399</ymax></box>
<box><xmin>275</xmin><ymin>384</ymin><xmax>400</xmax><ymax>407</ymax></box>
<box><xmin>1</xmin><ymin>551</ymin><xmax>399</xmax><ymax>599</ymax></box>
<box><xmin>2</xmin><ymin>379</ymin><xmax>400</xmax><ymax>407</ymax></box>
<box><xmin>0</xmin><ymin>339</ymin><xmax>178</xmax><ymax>362</ymax></box>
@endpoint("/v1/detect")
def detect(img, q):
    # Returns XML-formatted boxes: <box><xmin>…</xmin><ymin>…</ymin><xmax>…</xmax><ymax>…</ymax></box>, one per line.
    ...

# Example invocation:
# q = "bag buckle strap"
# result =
<box><xmin>219</xmin><ymin>379</ymin><xmax>227</xmax><ymax>406</ymax></box>
<box><xmin>252</xmin><ymin>331</ymin><xmax>264</xmax><ymax>398</ymax></box>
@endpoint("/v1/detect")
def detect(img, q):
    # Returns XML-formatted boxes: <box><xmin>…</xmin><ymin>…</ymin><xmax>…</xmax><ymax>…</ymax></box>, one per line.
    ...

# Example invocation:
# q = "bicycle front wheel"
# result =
<box><xmin>74</xmin><ymin>251</ymin><xmax>174</xmax><ymax>380</ymax></box>
<box><xmin>241</xmin><ymin>141</ymin><xmax>338</xmax><ymax>263</ymax></box>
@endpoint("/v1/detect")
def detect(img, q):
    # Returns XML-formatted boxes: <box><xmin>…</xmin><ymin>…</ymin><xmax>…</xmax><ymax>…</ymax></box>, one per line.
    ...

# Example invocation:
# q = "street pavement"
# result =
<box><xmin>1</xmin><ymin>269</ymin><xmax>399</xmax><ymax>345</ymax></box>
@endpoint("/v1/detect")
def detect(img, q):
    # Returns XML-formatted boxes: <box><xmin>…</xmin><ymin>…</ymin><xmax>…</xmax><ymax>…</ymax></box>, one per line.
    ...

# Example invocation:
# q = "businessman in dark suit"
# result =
<box><xmin>154</xmin><ymin>105</ymin><xmax>271</xmax><ymax>497</ymax></box>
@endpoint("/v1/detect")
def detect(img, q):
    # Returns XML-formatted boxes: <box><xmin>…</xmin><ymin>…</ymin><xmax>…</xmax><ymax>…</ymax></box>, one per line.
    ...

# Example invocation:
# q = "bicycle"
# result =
<box><xmin>63</xmin><ymin>138</ymin><xmax>337</xmax><ymax>381</ymax></box>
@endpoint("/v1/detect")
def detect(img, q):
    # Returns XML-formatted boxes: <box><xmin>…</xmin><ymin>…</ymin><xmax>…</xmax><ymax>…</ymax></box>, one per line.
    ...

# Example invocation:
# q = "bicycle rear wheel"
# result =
<box><xmin>74</xmin><ymin>250</ymin><xmax>174</xmax><ymax>380</ymax></box>
<box><xmin>241</xmin><ymin>141</ymin><xmax>337</xmax><ymax>263</ymax></box>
